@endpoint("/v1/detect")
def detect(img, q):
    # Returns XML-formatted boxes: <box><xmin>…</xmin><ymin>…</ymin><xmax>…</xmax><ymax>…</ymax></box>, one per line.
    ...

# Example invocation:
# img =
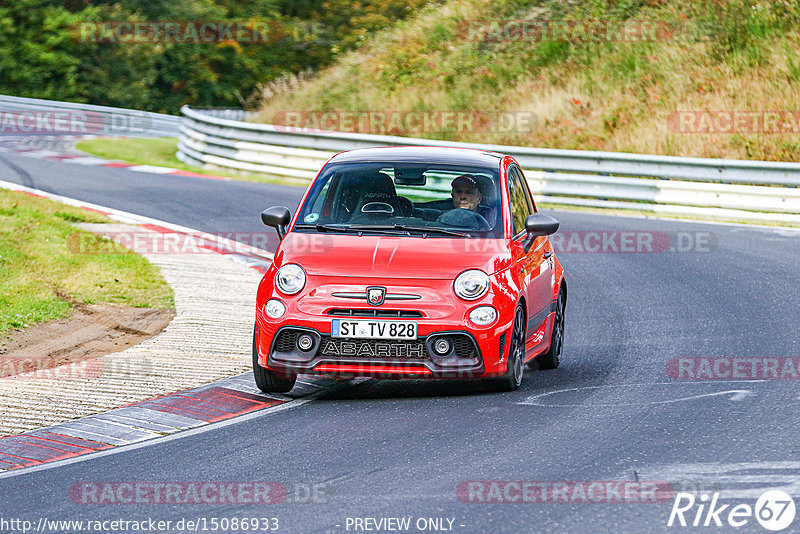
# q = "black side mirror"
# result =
<box><xmin>522</xmin><ymin>213</ymin><xmax>559</xmax><ymax>253</ymax></box>
<box><xmin>261</xmin><ymin>206</ymin><xmax>292</xmax><ymax>240</ymax></box>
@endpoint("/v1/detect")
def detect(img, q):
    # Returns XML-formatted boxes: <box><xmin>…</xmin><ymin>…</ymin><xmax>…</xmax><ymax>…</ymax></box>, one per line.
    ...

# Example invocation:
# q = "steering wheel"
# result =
<box><xmin>437</xmin><ymin>208</ymin><xmax>491</xmax><ymax>231</ymax></box>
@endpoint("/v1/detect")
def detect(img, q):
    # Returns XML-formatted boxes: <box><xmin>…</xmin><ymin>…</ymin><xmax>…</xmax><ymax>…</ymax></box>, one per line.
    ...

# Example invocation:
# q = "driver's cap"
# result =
<box><xmin>452</xmin><ymin>174</ymin><xmax>479</xmax><ymax>190</ymax></box>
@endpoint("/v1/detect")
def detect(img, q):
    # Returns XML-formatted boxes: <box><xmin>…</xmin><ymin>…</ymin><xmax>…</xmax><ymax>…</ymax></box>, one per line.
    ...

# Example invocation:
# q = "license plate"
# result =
<box><xmin>331</xmin><ymin>319</ymin><xmax>417</xmax><ymax>340</ymax></box>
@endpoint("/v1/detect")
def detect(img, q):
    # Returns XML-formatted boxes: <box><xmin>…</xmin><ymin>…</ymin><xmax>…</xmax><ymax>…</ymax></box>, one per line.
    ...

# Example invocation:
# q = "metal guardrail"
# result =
<box><xmin>0</xmin><ymin>95</ymin><xmax>179</xmax><ymax>138</ymax></box>
<box><xmin>178</xmin><ymin>105</ymin><xmax>800</xmax><ymax>223</ymax></box>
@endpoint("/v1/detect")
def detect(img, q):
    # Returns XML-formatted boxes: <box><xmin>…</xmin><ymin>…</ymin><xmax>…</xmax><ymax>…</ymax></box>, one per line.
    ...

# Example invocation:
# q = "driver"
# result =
<box><xmin>451</xmin><ymin>175</ymin><xmax>483</xmax><ymax>211</ymax></box>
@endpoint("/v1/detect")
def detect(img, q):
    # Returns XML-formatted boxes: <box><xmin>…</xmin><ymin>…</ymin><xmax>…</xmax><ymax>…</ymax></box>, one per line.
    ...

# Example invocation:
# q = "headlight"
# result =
<box><xmin>454</xmin><ymin>269</ymin><xmax>490</xmax><ymax>300</ymax></box>
<box><xmin>469</xmin><ymin>305</ymin><xmax>497</xmax><ymax>326</ymax></box>
<box><xmin>275</xmin><ymin>264</ymin><xmax>306</xmax><ymax>295</ymax></box>
<box><xmin>264</xmin><ymin>299</ymin><xmax>286</xmax><ymax>319</ymax></box>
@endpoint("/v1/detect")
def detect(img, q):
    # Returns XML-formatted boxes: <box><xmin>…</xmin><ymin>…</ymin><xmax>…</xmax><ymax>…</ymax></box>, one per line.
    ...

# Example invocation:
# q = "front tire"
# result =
<box><xmin>252</xmin><ymin>327</ymin><xmax>296</xmax><ymax>393</ymax></box>
<box><xmin>483</xmin><ymin>304</ymin><xmax>525</xmax><ymax>392</ymax></box>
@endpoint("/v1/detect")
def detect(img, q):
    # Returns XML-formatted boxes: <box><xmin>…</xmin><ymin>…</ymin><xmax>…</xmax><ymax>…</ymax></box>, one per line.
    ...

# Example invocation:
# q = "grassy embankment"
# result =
<box><xmin>0</xmin><ymin>190</ymin><xmax>173</xmax><ymax>337</ymax></box>
<box><xmin>80</xmin><ymin>0</ymin><xmax>800</xmax><ymax>168</ymax></box>
<box><xmin>254</xmin><ymin>0</ymin><xmax>800</xmax><ymax>161</ymax></box>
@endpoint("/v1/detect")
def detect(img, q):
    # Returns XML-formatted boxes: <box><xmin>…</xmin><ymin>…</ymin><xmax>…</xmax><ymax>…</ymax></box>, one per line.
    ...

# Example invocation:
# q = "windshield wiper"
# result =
<box><xmin>295</xmin><ymin>223</ymin><xmax>351</xmax><ymax>233</ymax></box>
<box><xmin>352</xmin><ymin>224</ymin><xmax>471</xmax><ymax>237</ymax></box>
<box><xmin>294</xmin><ymin>224</ymin><xmax>409</xmax><ymax>236</ymax></box>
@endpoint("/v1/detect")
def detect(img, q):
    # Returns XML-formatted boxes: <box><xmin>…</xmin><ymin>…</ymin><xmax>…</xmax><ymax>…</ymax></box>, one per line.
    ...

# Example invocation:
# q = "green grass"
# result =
<box><xmin>0</xmin><ymin>190</ymin><xmax>174</xmax><ymax>336</ymax></box>
<box><xmin>76</xmin><ymin>137</ymin><xmax>183</xmax><ymax>168</ymax></box>
<box><xmin>76</xmin><ymin>137</ymin><xmax>310</xmax><ymax>187</ymax></box>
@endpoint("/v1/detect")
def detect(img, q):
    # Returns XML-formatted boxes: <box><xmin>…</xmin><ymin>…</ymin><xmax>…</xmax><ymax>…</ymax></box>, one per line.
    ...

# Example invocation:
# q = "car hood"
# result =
<box><xmin>275</xmin><ymin>232</ymin><xmax>511</xmax><ymax>279</ymax></box>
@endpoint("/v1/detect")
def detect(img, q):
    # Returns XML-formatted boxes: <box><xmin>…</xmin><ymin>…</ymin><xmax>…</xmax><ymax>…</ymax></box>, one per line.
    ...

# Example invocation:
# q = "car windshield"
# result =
<box><xmin>294</xmin><ymin>162</ymin><xmax>502</xmax><ymax>238</ymax></box>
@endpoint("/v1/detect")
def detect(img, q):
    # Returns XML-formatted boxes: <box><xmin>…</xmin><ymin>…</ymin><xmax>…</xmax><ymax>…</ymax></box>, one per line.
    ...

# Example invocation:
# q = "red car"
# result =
<box><xmin>254</xmin><ymin>146</ymin><xmax>566</xmax><ymax>392</ymax></box>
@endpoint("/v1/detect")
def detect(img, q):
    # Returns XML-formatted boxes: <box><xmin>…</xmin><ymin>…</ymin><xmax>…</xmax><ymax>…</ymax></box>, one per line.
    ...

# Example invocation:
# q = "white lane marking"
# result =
<box><xmin>0</xmin><ymin>178</ymin><xmax>274</xmax><ymax>262</ymax></box>
<box><xmin>126</xmin><ymin>164</ymin><xmax>179</xmax><ymax>174</ymax></box>
<box><xmin>518</xmin><ymin>382</ymin><xmax>758</xmax><ymax>407</ymax></box>
<box><xmin>631</xmin><ymin>462</ymin><xmax>800</xmax><ymax>499</ymax></box>
<box><xmin>67</xmin><ymin>157</ymin><xmax>113</xmax><ymax>166</ymax></box>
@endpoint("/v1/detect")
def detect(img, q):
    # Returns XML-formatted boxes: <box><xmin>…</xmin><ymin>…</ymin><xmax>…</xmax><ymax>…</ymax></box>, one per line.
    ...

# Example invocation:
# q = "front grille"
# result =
<box><xmin>451</xmin><ymin>334</ymin><xmax>478</xmax><ymax>359</ymax></box>
<box><xmin>327</xmin><ymin>309</ymin><xmax>423</xmax><ymax>318</ymax></box>
<box><xmin>274</xmin><ymin>330</ymin><xmax>299</xmax><ymax>353</ymax></box>
<box><xmin>317</xmin><ymin>336</ymin><xmax>427</xmax><ymax>359</ymax></box>
<box><xmin>272</xmin><ymin>329</ymin><xmax>482</xmax><ymax>365</ymax></box>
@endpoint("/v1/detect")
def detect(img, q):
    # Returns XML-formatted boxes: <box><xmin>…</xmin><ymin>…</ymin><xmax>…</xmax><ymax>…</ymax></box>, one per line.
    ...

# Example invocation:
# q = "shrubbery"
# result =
<box><xmin>0</xmin><ymin>0</ymin><xmax>434</xmax><ymax>113</ymax></box>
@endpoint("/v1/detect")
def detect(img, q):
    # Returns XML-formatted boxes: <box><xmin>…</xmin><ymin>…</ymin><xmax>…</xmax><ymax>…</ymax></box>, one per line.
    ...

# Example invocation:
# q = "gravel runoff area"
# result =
<box><xmin>0</xmin><ymin>223</ymin><xmax>264</xmax><ymax>436</ymax></box>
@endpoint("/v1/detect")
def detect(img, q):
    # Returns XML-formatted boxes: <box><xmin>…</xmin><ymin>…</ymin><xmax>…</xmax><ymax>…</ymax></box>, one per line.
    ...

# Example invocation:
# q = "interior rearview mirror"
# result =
<box><xmin>394</xmin><ymin>167</ymin><xmax>427</xmax><ymax>186</ymax></box>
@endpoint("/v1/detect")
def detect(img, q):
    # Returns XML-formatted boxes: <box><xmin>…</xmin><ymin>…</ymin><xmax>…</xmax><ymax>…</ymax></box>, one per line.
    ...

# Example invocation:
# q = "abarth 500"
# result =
<box><xmin>254</xmin><ymin>146</ymin><xmax>566</xmax><ymax>392</ymax></box>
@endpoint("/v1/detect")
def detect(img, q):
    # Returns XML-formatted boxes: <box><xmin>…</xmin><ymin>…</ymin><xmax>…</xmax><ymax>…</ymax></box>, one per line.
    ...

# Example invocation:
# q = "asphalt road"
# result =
<box><xmin>1</xmin><ymin>151</ymin><xmax>799</xmax><ymax>533</ymax></box>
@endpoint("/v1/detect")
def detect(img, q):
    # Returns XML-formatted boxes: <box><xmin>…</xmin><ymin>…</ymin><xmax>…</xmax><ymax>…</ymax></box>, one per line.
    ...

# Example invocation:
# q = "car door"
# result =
<box><xmin>507</xmin><ymin>165</ymin><xmax>552</xmax><ymax>355</ymax></box>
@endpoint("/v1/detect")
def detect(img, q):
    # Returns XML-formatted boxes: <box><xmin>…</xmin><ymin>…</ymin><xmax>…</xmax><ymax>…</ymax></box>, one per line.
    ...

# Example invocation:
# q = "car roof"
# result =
<box><xmin>328</xmin><ymin>146</ymin><xmax>505</xmax><ymax>167</ymax></box>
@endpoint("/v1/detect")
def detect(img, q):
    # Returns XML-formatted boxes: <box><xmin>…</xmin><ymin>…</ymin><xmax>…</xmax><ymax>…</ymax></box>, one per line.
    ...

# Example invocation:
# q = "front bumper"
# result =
<box><xmin>260</xmin><ymin>324</ymin><xmax>501</xmax><ymax>378</ymax></box>
<box><xmin>256</xmin><ymin>302</ymin><xmax>515</xmax><ymax>380</ymax></box>
<box><xmin>255</xmin><ymin>274</ymin><xmax>519</xmax><ymax>379</ymax></box>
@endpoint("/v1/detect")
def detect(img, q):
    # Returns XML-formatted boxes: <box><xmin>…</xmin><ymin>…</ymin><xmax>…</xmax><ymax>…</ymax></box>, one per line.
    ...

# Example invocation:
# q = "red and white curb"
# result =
<box><xmin>0</xmin><ymin>374</ymin><xmax>342</xmax><ymax>473</ymax></box>
<box><xmin>0</xmin><ymin>139</ymin><xmax>231</xmax><ymax>182</ymax></box>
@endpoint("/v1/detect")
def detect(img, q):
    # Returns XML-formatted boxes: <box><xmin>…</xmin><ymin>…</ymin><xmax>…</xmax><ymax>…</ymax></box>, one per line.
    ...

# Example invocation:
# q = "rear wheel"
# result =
<box><xmin>483</xmin><ymin>304</ymin><xmax>525</xmax><ymax>392</ymax></box>
<box><xmin>252</xmin><ymin>327</ymin><xmax>296</xmax><ymax>393</ymax></box>
<box><xmin>531</xmin><ymin>290</ymin><xmax>564</xmax><ymax>370</ymax></box>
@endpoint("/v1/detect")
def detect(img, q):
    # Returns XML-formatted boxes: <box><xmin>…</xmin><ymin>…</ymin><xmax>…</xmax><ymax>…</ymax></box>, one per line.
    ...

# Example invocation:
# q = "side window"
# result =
<box><xmin>311</xmin><ymin>179</ymin><xmax>332</xmax><ymax>214</ymax></box>
<box><xmin>507</xmin><ymin>166</ymin><xmax>533</xmax><ymax>236</ymax></box>
<box><xmin>514</xmin><ymin>167</ymin><xmax>537</xmax><ymax>214</ymax></box>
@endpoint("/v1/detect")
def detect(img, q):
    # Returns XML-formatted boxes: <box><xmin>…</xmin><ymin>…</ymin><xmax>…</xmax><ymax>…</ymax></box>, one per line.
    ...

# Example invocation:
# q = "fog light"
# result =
<box><xmin>433</xmin><ymin>338</ymin><xmax>451</xmax><ymax>355</ymax></box>
<box><xmin>297</xmin><ymin>334</ymin><xmax>314</xmax><ymax>351</ymax></box>
<box><xmin>264</xmin><ymin>299</ymin><xmax>286</xmax><ymax>319</ymax></box>
<box><xmin>469</xmin><ymin>305</ymin><xmax>497</xmax><ymax>326</ymax></box>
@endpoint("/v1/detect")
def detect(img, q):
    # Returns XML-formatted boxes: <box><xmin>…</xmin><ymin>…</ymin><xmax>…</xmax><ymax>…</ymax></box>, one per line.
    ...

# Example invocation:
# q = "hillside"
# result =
<box><xmin>254</xmin><ymin>0</ymin><xmax>800</xmax><ymax>161</ymax></box>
